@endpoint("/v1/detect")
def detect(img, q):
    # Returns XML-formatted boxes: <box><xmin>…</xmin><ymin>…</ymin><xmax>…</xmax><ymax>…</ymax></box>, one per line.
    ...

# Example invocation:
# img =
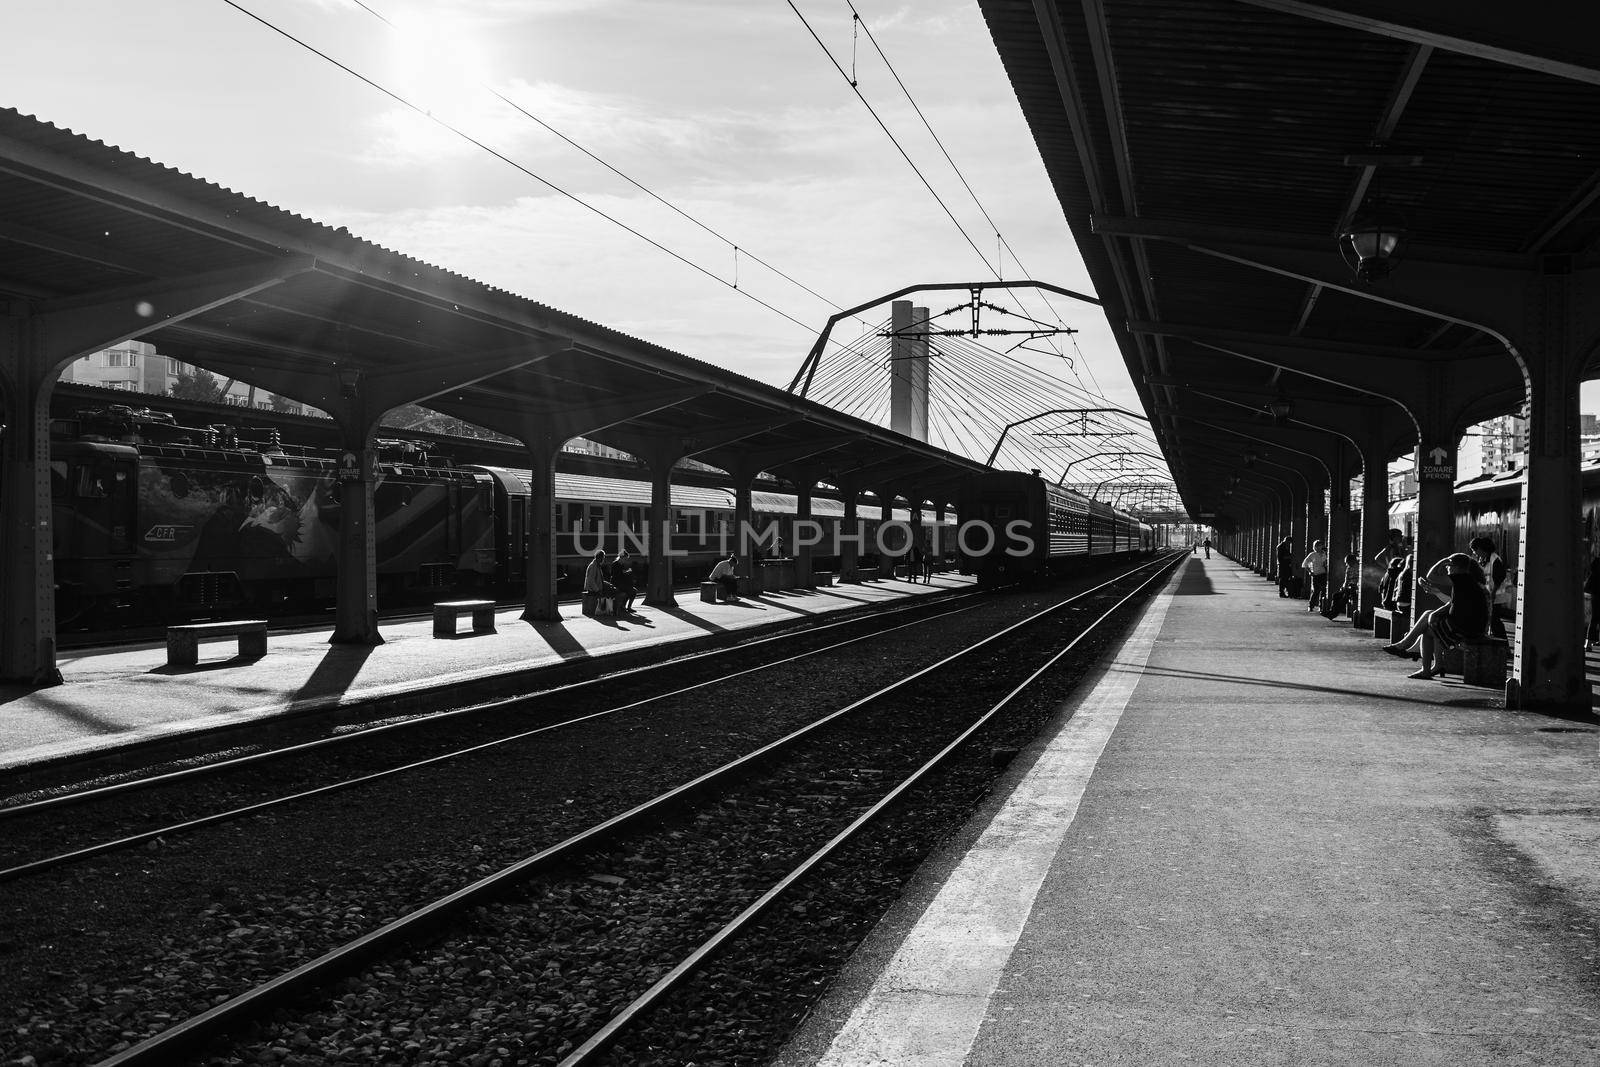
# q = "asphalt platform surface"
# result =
<box><xmin>778</xmin><ymin>555</ymin><xmax>1600</xmax><ymax>1067</ymax></box>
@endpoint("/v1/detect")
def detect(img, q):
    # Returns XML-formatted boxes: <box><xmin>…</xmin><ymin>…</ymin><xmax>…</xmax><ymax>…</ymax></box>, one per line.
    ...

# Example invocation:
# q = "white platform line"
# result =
<box><xmin>812</xmin><ymin>580</ymin><xmax>1177</xmax><ymax>1066</ymax></box>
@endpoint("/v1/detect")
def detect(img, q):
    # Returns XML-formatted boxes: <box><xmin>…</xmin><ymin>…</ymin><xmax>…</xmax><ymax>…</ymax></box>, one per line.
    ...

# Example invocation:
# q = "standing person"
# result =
<box><xmin>1468</xmin><ymin>535</ymin><xmax>1509</xmax><ymax>639</ymax></box>
<box><xmin>1382</xmin><ymin>553</ymin><xmax>1489</xmax><ymax>680</ymax></box>
<box><xmin>1276</xmin><ymin>536</ymin><xmax>1295</xmax><ymax>598</ymax></box>
<box><xmin>1379</xmin><ymin>556</ymin><xmax>1406</xmax><ymax>611</ymax></box>
<box><xmin>1202</xmin><ymin>536</ymin><xmax>1212</xmax><ymax>559</ymax></box>
<box><xmin>1585</xmin><ymin>556</ymin><xmax>1600</xmax><ymax>652</ymax></box>
<box><xmin>610</xmin><ymin>549</ymin><xmax>637</xmax><ymax>613</ymax></box>
<box><xmin>1373</xmin><ymin>527</ymin><xmax>1406</xmax><ymax>571</ymax></box>
<box><xmin>708</xmin><ymin>552</ymin><xmax>740</xmax><ymax>601</ymax></box>
<box><xmin>1333</xmin><ymin>551</ymin><xmax>1360</xmax><ymax>618</ymax></box>
<box><xmin>583</xmin><ymin>549</ymin><xmax>616</xmax><ymax>615</ymax></box>
<box><xmin>1301</xmin><ymin>539</ymin><xmax>1330</xmax><ymax>614</ymax></box>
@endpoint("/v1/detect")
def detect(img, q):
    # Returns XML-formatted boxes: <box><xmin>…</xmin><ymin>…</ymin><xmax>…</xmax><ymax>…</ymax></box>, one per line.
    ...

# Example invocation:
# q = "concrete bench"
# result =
<box><xmin>700</xmin><ymin>581</ymin><xmax>735</xmax><ymax>604</ymax></box>
<box><xmin>582</xmin><ymin>592</ymin><xmax>615</xmax><ymax>616</ymax></box>
<box><xmin>1372</xmin><ymin>607</ymin><xmax>1409</xmax><ymax>641</ymax></box>
<box><xmin>813</xmin><ymin>571</ymin><xmax>834</xmax><ymax>588</ymax></box>
<box><xmin>166</xmin><ymin>620</ymin><xmax>268</xmax><ymax>668</ymax></box>
<box><xmin>433</xmin><ymin>599</ymin><xmax>497</xmax><ymax>638</ymax></box>
<box><xmin>1460</xmin><ymin>636</ymin><xmax>1509</xmax><ymax>687</ymax></box>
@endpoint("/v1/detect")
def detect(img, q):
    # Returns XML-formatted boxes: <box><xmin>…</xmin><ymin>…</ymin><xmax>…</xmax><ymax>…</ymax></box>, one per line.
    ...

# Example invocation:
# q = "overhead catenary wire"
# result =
<box><xmin>344</xmin><ymin>0</ymin><xmax>868</xmax><ymax>328</ymax></box>
<box><xmin>784</xmin><ymin>0</ymin><xmax>1000</xmax><ymax>277</ymax></box>
<box><xmin>221</xmin><ymin>0</ymin><xmax>865</xmax><ymax>356</ymax></box>
<box><xmin>844</xmin><ymin>2</ymin><xmax>1091</xmax><ymax>381</ymax></box>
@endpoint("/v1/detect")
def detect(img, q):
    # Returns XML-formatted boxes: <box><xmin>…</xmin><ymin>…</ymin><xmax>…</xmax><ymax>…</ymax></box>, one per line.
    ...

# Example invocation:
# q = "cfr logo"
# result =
<box><xmin>143</xmin><ymin>524</ymin><xmax>192</xmax><ymax>543</ymax></box>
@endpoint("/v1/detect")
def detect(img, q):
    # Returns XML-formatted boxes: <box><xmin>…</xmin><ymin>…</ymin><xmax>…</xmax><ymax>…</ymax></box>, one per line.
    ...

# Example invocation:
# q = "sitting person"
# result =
<box><xmin>610</xmin><ymin>549</ymin><xmax>638</xmax><ymax>612</ymax></box>
<box><xmin>708</xmin><ymin>553</ymin><xmax>739</xmax><ymax>600</ymax></box>
<box><xmin>1381</xmin><ymin>552</ymin><xmax>1490</xmax><ymax>680</ymax></box>
<box><xmin>1378</xmin><ymin>557</ymin><xmax>1406</xmax><ymax>611</ymax></box>
<box><xmin>583</xmin><ymin>549</ymin><xmax>617</xmax><ymax>614</ymax></box>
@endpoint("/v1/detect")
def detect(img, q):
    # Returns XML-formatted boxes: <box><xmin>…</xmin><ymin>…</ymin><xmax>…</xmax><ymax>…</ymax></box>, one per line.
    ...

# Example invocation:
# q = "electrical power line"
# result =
<box><xmin>845</xmin><ymin>2</ymin><xmax>1095</xmax><ymax>386</ymax></box>
<box><xmin>784</xmin><ymin>0</ymin><xmax>1000</xmax><ymax>276</ymax></box>
<box><xmin>221</xmin><ymin>0</ymin><xmax>862</xmax><ymax>356</ymax></box>
<box><xmin>345</xmin><ymin>0</ymin><xmax>865</xmax><ymax>328</ymax></box>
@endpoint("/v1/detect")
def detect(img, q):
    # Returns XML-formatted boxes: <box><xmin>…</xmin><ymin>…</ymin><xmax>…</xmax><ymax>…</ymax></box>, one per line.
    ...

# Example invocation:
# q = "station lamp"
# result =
<box><xmin>335</xmin><ymin>366</ymin><xmax>363</xmax><ymax>399</ymax></box>
<box><xmin>1338</xmin><ymin>197</ymin><xmax>1408</xmax><ymax>283</ymax></box>
<box><xmin>1266</xmin><ymin>393</ymin><xmax>1294</xmax><ymax>426</ymax></box>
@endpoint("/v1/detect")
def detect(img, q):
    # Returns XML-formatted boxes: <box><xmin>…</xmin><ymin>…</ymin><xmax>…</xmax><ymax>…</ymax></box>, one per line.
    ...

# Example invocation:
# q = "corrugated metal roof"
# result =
<box><xmin>0</xmin><ymin>106</ymin><xmax>995</xmax><ymax>502</ymax></box>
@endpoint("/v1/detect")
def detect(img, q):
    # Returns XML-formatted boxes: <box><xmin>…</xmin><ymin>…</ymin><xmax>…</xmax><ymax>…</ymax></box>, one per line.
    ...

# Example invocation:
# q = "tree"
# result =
<box><xmin>169</xmin><ymin>366</ymin><xmax>226</xmax><ymax>403</ymax></box>
<box><xmin>382</xmin><ymin>403</ymin><xmax>513</xmax><ymax>442</ymax></box>
<box><xmin>269</xmin><ymin>392</ymin><xmax>302</xmax><ymax>414</ymax></box>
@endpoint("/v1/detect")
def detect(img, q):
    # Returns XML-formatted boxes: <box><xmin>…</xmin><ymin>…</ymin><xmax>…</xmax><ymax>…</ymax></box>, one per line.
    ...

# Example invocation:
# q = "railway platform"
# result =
<box><xmin>778</xmin><ymin>555</ymin><xmax>1600</xmax><ymax>1067</ymax></box>
<box><xmin>0</xmin><ymin>574</ymin><xmax>974</xmax><ymax>774</ymax></box>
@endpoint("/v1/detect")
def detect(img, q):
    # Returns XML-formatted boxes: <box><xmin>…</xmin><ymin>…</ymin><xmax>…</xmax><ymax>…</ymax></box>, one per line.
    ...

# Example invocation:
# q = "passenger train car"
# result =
<box><xmin>50</xmin><ymin>406</ymin><xmax>1155</xmax><ymax>624</ymax></box>
<box><xmin>957</xmin><ymin>470</ymin><xmax>1154</xmax><ymax>586</ymax></box>
<box><xmin>48</xmin><ymin>406</ymin><xmax>912</xmax><ymax>625</ymax></box>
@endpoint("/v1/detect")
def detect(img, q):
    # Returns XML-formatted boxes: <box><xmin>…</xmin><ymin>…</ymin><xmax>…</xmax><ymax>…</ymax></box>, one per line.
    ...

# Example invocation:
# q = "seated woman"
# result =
<box><xmin>1381</xmin><ymin>552</ymin><xmax>1490</xmax><ymax>680</ymax></box>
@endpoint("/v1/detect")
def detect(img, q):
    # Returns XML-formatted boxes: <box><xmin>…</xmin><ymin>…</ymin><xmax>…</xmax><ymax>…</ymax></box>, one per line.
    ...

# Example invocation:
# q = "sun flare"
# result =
<box><xmin>389</xmin><ymin>9</ymin><xmax>492</xmax><ymax>115</ymax></box>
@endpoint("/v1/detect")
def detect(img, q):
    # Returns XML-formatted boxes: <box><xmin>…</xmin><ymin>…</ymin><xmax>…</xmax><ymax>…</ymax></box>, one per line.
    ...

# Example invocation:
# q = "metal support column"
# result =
<box><xmin>521</xmin><ymin>434</ymin><xmax>566</xmax><ymax>623</ymax></box>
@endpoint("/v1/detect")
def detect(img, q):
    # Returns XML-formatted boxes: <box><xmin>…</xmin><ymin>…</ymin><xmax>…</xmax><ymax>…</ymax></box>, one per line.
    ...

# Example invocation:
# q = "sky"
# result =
<box><xmin>0</xmin><ymin>0</ymin><xmax>1162</xmax><ymax>478</ymax></box>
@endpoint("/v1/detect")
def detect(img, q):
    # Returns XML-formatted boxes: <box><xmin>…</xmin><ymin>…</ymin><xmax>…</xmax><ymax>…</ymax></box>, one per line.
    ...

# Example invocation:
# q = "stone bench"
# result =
<box><xmin>582</xmin><ymin>592</ymin><xmax>615</xmax><ymax>616</ymax></box>
<box><xmin>700</xmin><ymin>581</ymin><xmax>734</xmax><ymax>604</ymax></box>
<box><xmin>433</xmin><ymin>599</ymin><xmax>497</xmax><ymax>638</ymax></box>
<box><xmin>1372</xmin><ymin>607</ymin><xmax>1409</xmax><ymax>641</ymax></box>
<box><xmin>1438</xmin><ymin>636</ymin><xmax>1508</xmax><ymax>687</ymax></box>
<box><xmin>166</xmin><ymin>620</ymin><xmax>268</xmax><ymax>668</ymax></box>
<box><xmin>813</xmin><ymin>572</ymin><xmax>834</xmax><ymax>588</ymax></box>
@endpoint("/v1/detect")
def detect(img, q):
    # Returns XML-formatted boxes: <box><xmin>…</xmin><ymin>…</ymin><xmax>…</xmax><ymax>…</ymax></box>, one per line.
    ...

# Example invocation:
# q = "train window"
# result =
<box><xmin>247</xmin><ymin>476</ymin><xmax>266</xmax><ymax>503</ymax></box>
<box><xmin>170</xmin><ymin>473</ymin><xmax>190</xmax><ymax>499</ymax></box>
<box><xmin>74</xmin><ymin>463</ymin><xmax>123</xmax><ymax>499</ymax></box>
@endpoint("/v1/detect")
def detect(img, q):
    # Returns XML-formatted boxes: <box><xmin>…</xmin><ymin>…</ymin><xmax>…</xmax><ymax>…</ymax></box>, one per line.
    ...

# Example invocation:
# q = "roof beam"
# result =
<box><xmin>1237</xmin><ymin>0</ymin><xmax>1600</xmax><ymax>86</ymax></box>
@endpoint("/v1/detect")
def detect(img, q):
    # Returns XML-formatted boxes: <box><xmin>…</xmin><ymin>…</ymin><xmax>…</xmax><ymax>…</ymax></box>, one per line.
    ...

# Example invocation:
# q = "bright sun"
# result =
<box><xmin>389</xmin><ymin>9</ymin><xmax>492</xmax><ymax>115</ymax></box>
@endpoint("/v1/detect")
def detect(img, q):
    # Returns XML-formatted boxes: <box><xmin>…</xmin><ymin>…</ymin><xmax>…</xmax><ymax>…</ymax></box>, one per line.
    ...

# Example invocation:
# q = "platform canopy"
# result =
<box><xmin>977</xmin><ymin>0</ymin><xmax>1600</xmax><ymax>520</ymax></box>
<box><xmin>0</xmin><ymin>107</ymin><xmax>989</xmax><ymax>500</ymax></box>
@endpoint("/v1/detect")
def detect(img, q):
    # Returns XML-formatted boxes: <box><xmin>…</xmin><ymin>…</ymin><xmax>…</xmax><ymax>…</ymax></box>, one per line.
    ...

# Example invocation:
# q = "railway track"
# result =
<box><xmin>0</xmin><ymin>585</ymin><xmax>997</xmax><ymax>883</ymax></box>
<box><xmin>0</xmin><ymin>553</ymin><xmax>1183</xmax><ymax>1066</ymax></box>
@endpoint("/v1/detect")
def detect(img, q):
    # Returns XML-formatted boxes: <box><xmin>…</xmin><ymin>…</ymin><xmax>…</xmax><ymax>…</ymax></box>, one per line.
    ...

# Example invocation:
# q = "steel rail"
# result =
<box><xmin>2</xmin><ymin>584</ymin><xmax>985</xmax><ymax>820</ymax></box>
<box><xmin>559</xmin><ymin>551</ymin><xmax>1186</xmax><ymax>1064</ymax></box>
<box><xmin>93</xmin><ymin>553</ymin><xmax>1179</xmax><ymax>1067</ymax></box>
<box><xmin>1</xmin><ymin>589</ymin><xmax>991</xmax><ymax>883</ymax></box>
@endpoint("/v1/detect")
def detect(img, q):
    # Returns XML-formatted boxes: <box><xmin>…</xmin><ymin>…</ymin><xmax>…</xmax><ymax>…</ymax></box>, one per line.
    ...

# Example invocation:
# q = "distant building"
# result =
<box><xmin>1477</xmin><ymin>414</ymin><xmax>1527</xmax><ymax>474</ymax></box>
<box><xmin>57</xmin><ymin>341</ymin><xmax>308</xmax><ymax>414</ymax></box>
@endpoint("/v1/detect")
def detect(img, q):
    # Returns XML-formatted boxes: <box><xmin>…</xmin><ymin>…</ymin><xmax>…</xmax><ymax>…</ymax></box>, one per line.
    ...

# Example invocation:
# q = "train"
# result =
<box><xmin>957</xmin><ymin>469</ymin><xmax>1156</xmax><ymax>587</ymax></box>
<box><xmin>49</xmin><ymin>405</ymin><xmax>1155</xmax><ymax>625</ymax></box>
